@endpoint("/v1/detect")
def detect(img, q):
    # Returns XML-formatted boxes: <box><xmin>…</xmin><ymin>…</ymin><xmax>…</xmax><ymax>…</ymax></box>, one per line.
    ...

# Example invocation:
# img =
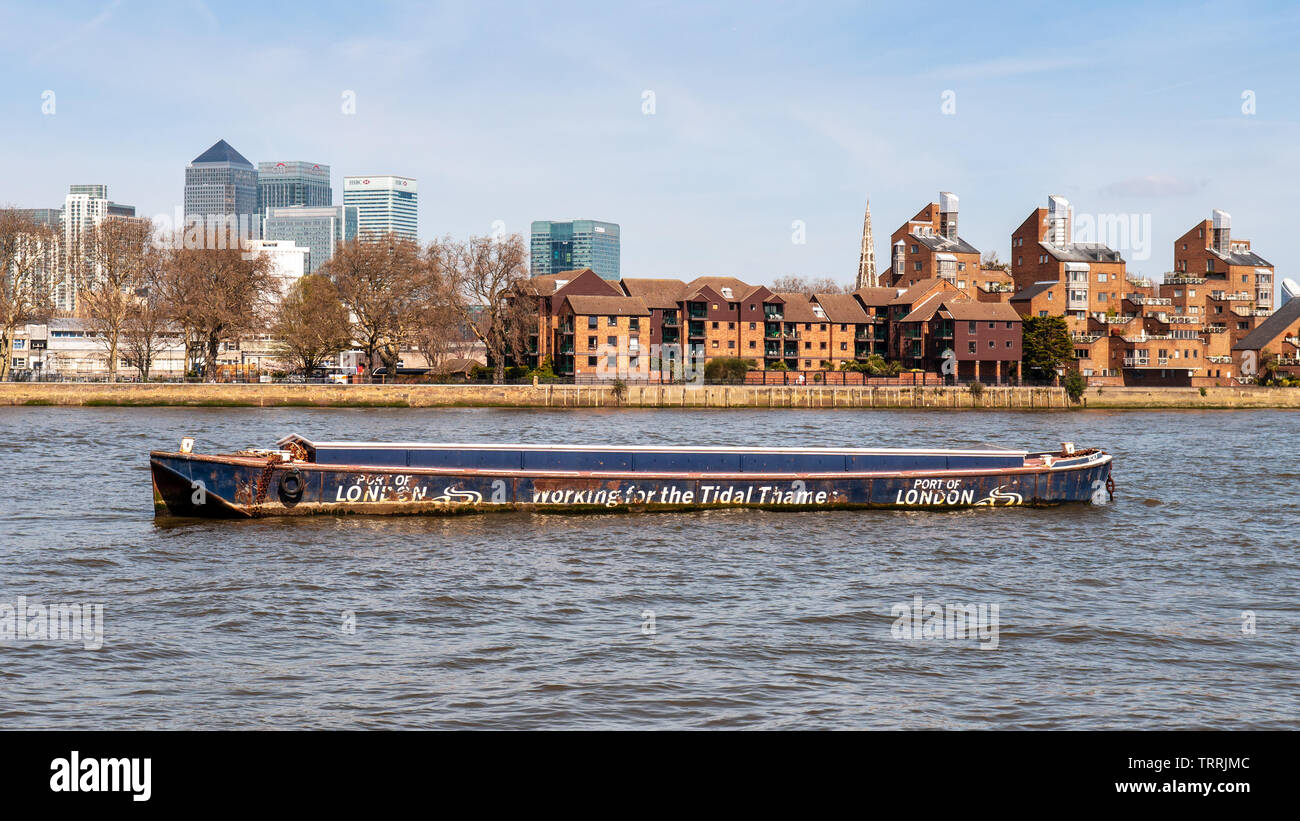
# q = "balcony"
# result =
<box><xmin>661</xmin><ymin>311</ymin><xmax>680</xmax><ymax>326</ymax></box>
<box><xmin>1164</xmin><ymin>275</ymin><xmax>1207</xmax><ymax>285</ymax></box>
<box><xmin>687</xmin><ymin>304</ymin><xmax>707</xmax><ymax>319</ymax></box>
<box><xmin>764</xmin><ymin>307</ymin><xmax>784</xmax><ymax>321</ymax></box>
<box><xmin>688</xmin><ymin>321</ymin><xmax>705</xmax><ymax>338</ymax></box>
<box><xmin>764</xmin><ymin>347</ymin><xmax>782</xmax><ymax>358</ymax></box>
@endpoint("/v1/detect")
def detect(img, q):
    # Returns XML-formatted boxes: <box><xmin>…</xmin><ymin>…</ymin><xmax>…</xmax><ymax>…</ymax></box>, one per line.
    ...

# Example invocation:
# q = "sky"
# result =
<box><xmin>2</xmin><ymin>0</ymin><xmax>1299</xmax><ymax>289</ymax></box>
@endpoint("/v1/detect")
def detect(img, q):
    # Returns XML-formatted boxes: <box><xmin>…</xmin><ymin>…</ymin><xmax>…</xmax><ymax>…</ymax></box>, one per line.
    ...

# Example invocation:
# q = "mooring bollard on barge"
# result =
<box><xmin>150</xmin><ymin>434</ymin><xmax>1114</xmax><ymax>518</ymax></box>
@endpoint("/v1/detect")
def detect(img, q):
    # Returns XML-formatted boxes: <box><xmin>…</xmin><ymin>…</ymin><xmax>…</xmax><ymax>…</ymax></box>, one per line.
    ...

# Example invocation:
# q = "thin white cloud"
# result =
<box><xmin>30</xmin><ymin>0</ymin><xmax>121</xmax><ymax>64</ymax></box>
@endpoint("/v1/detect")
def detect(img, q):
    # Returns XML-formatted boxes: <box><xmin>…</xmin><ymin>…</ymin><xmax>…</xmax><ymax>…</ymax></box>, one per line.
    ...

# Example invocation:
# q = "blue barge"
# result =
<box><xmin>150</xmin><ymin>434</ymin><xmax>1113</xmax><ymax>518</ymax></box>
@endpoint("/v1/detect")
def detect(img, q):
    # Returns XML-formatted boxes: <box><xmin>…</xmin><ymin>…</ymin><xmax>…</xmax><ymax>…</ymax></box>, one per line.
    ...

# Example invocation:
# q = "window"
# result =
<box><xmin>587</xmin><ymin>336</ymin><xmax>596</xmax><ymax>349</ymax></box>
<box><xmin>728</xmin><ymin>322</ymin><xmax>735</xmax><ymax>330</ymax></box>
<box><xmin>1098</xmin><ymin>273</ymin><xmax>1107</xmax><ymax>282</ymax></box>
<box><xmin>958</xmin><ymin>262</ymin><xmax>966</xmax><ymax>272</ymax></box>
<box><xmin>587</xmin><ymin>316</ymin><xmax>598</xmax><ymax>329</ymax></box>
<box><xmin>840</xmin><ymin>342</ymin><xmax>847</xmax><ymax>351</ymax></box>
<box><xmin>1007</xmin><ymin>340</ymin><xmax>1014</xmax><ymax>348</ymax></box>
<box><xmin>712</xmin><ymin>303</ymin><xmax>718</xmax><ymax>310</ymax></box>
<box><xmin>629</xmin><ymin>317</ymin><xmax>640</xmax><ymax>330</ymax></box>
<box><xmin>750</xmin><ymin>304</ymin><xmax>756</xmax><ymax>312</ymax></box>
<box><xmin>729</xmin><ymin>302</ymin><xmax>738</xmax><ymax>311</ymax></box>
<box><xmin>607</xmin><ymin>316</ymin><xmax>617</xmax><ymax>327</ymax></box>
<box><xmin>968</xmin><ymin>342</ymin><xmax>976</xmax><ymax>354</ymax></box>
<box><xmin>712</xmin><ymin>321</ymin><xmax>719</xmax><ymax>329</ymax></box>
<box><xmin>711</xmin><ymin>340</ymin><xmax>719</xmax><ymax>348</ymax></box>
<box><xmin>914</xmin><ymin>262</ymin><xmax>922</xmax><ymax>272</ymax></box>
<box><xmin>910</xmin><ymin>244</ymin><xmax>918</xmax><ymax>254</ymax></box>
<box><xmin>968</xmin><ymin>321</ymin><xmax>976</xmax><ymax>333</ymax></box>
<box><xmin>587</xmin><ymin>356</ymin><xmax>598</xmax><ymax>366</ymax></box>
<box><xmin>1038</xmin><ymin>310</ymin><xmax>1048</xmax><ymax>317</ymax></box>
<box><xmin>804</xmin><ymin>341</ymin><xmax>811</xmax><ymax>349</ymax></box>
<box><xmin>12</xmin><ymin>340</ymin><xmax>23</xmax><ymax>349</ymax></box>
<box><xmin>629</xmin><ymin>356</ymin><xmax>639</xmax><ymax>368</ymax></box>
<box><xmin>607</xmin><ymin>354</ymin><xmax>617</xmax><ymax>367</ymax></box>
<box><xmin>957</xmin><ymin>280</ymin><xmax>966</xmax><ymax>289</ymax></box>
<box><xmin>988</xmin><ymin>339</ymin><xmax>995</xmax><ymax>348</ymax></box>
<box><xmin>607</xmin><ymin>335</ymin><xmax>616</xmax><ymax>347</ymax></box>
<box><xmin>727</xmin><ymin>340</ymin><xmax>735</xmax><ymax>349</ymax></box>
<box><xmin>820</xmin><ymin>341</ymin><xmax>827</xmax><ymax>349</ymax></box>
<box><xmin>988</xmin><ymin>321</ymin><xmax>995</xmax><ymax>329</ymax></box>
<box><xmin>1005</xmin><ymin>321</ymin><xmax>1013</xmax><ymax>329</ymax></box>
<box><xmin>749</xmin><ymin>322</ymin><xmax>756</xmax><ymax>330</ymax></box>
<box><xmin>749</xmin><ymin>340</ymin><xmax>756</xmax><ymax>348</ymax></box>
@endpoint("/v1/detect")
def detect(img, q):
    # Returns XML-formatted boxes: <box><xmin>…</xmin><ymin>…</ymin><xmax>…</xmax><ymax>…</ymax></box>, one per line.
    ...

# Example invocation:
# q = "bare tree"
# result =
<box><xmin>271</xmin><ymin>274</ymin><xmax>353</xmax><ymax>374</ymax></box>
<box><xmin>77</xmin><ymin>216</ymin><xmax>155</xmax><ymax>380</ymax></box>
<box><xmin>981</xmin><ymin>250</ymin><xmax>1009</xmax><ymax>271</ymax></box>
<box><xmin>120</xmin><ymin>241</ymin><xmax>172</xmax><ymax>381</ymax></box>
<box><xmin>164</xmin><ymin>246</ymin><xmax>274</xmax><ymax>381</ymax></box>
<box><xmin>430</xmin><ymin>233</ymin><xmax>530</xmax><ymax>384</ymax></box>
<box><xmin>770</xmin><ymin>275</ymin><xmax>853</xmax><ymax>295</ymax></box>
<box><xmin>0</xmin><ymin>209</ymin><xmax>55</xmax><ymax>380</ymax></box>
<box><xmin>326</xmin><ymin>233</ymin><xmax>424</xmax><ymax>380</ymax></box>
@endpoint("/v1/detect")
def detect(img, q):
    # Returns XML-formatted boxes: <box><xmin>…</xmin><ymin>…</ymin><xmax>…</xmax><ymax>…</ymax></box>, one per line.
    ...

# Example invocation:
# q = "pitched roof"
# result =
<box><xmin>890</xmin><ymin>278</ymin><xmax>956</xmax><ymax>305</ymax></box>
<box><xmin>911</xmin><ymin>232</ymin><xmax>980</xmax><ymax>256</ymax></box>
<box><xmin>1010</xmin><ymin>281</ymin><xmax>1060</xmax><ymax>302</ymax></box>
<box><xmin>1233</xmin><ymin>298</ymin><xmax>1300</xmax><ymax>351</ymax></box>
<box><xmin>852</xmin><ymin>286</ymin><xmax>900</xmax><ymax>307</ymax></box>
<box><xmin>683</xmin><ymin>276</ymin><xmax>757</xmax><ymax>301</ymax></box>
<box><xmin>899</xmin><ymin>293</ymin><xmax>949</xmax><ymax>323</ymax></box>
<box><xmin>524</xmin><ymin>269</ymin><xmax>621</xmax><ymax>297</ymax></box>
<box><xmin>1211</xmin><ymin>247</ymin><xmax>1271</xmax><ymax>268</ymax></box>
<box><xmin>812</xmin><ymin>293</ymin><xmax>869</xmax><ymax>323</ymax></box>
<box><xmin>191</xmin><ymin>139</ymin><xmax>253</xmax><ymax>167</ymax></box>
<box><xmin>563</xmin><ymin>294</ymin><xmax>650</xmax><ymax>316</ymax></box>
<box><xmin>619</xmin><ymin>277</ymin><xmax>687</xmax><ymax>308</ymax></box>
<box><xmin>941</xmin><ymin>300</ymin><xmax>1022</xmax><ymax>321</ymax></box>
<box><xmin>1041</xmin><ymin>241</ymin><xmax>1124</xmax><ymax>264</ymax></box>
<box><xmin>774</xmin><ymin>293</ymin><xmax>823</xmax><ymax>323</ymax></box>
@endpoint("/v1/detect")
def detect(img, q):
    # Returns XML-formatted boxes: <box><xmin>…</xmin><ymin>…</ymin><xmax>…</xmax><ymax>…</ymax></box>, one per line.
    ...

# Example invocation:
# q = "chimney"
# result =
<box><xmin>938</xmin><ymin>192</ymin><xmax>959</xmax><ymax>240</ymax></box>
<box><xmin>893</xmin><ymin>240</ymin><xmax>905</xmax><ymax>280</ymax></box>
<box><xmin>1047</xmin><ymin>195</ymin><xmax>1070</xmax><ymax>246</ymax></box>
<box><xmin>1212</xmin><ymin>209</ymin><xmax>1231</xmax><ymax>253</ymax></box>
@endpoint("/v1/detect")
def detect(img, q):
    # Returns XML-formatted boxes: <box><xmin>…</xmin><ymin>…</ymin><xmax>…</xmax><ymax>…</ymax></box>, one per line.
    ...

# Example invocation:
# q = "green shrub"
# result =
<box><xmin>704</xmin><ymin>357</ymin><xmax>754</xmax><ymax>383</ymax></box>
<box><xmin>1064</xmin><ymin>369</ymin><xmax>1087</xmax><ymax>403</ymax></box>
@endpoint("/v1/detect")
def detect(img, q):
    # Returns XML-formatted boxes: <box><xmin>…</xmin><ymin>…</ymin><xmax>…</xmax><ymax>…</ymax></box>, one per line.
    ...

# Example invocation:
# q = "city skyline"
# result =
<box><xmin>3</xmin><ymin>1</ymin><xmax>1299</xmax><ymax>286</ymax></box>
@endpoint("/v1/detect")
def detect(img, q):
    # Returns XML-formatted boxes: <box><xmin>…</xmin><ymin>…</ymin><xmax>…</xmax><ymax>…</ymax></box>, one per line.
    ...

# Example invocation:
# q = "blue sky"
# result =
<box><xmin>3</xmin><ymin>0</ymin><xmax>1299</xmax><ymax>287</ymax></box>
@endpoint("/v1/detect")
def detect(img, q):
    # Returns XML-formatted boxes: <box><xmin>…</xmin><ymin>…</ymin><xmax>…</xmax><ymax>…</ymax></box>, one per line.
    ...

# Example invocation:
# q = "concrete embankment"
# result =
<box><xmin>1</xmin><ymin>382</ymin><xmax>1067</xmax><ymax>409</ymax></box>
<box><xmin>1</xmin><ymin>382</ymin><xmax>1297</xmax><ymax>409</ymax></box>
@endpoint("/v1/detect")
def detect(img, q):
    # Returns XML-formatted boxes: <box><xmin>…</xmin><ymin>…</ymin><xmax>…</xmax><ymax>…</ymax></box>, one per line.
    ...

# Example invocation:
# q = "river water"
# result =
<box><xmin>0</xmin><ymin>406</ymin><xmax>1296</xmax><ymax>729</ymax></box>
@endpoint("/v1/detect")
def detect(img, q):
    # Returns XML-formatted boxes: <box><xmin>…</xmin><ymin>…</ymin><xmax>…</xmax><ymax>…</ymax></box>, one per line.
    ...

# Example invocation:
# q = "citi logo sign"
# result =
<box><xmin>50</xmin><ymin>751</ymin><xmax>151</xmax><ymax>802</ymax></box>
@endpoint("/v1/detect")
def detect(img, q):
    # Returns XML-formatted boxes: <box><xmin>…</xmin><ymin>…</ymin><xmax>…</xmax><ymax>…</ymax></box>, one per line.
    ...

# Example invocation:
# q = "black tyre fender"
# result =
<box><xmin>278</xmin><ymin>468</ymin><xmax>304</xmax><ymax>505</ymax></box>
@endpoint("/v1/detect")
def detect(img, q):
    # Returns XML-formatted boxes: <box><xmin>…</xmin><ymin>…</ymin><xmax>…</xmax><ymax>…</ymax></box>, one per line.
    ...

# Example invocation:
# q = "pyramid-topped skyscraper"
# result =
<box><xmin>184</xmin><ymin>139</ymin><xmax>258</xmax><ymax>238</ymax></box>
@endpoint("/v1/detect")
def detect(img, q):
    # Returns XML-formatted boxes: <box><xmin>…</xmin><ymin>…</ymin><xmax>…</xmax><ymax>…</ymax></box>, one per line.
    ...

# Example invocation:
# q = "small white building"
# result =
<box><xmin>243</xmin><ymin>239</ymin><xmax>309</xmax><ymax>297</ymax></box>
<box><xmin>12</xmin><ymin>318</ymin><xmax>187</xmax><ymax>379</ymax></box>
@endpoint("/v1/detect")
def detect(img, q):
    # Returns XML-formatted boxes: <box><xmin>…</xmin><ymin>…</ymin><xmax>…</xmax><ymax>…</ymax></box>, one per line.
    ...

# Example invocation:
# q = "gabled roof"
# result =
<box><xmin>191</xmin><ymin>139</ymin><xmax>253</xmax><ymax>167</ymax></box>
<box><xmin>890</xmin><ymin>278</ymin><xmax>956</xmax><ymax>306</ymax></box>
<box><xmin>1233</xmin><ymin>298</ymin><xmax>1300</xmax><ymax>351</ymax></box>
<box><xmin>812</xmin><ymin>293</ymin><xmax>869</xmax><ymax>323</ymax></box>
<box><xmin>619</xmin><ymin>277</ymin><xmax>687</xmax><ymax>308</ymax></box>
<box><xmin>1010</xmin><ymin>281</ymin><xmax>1060</xmax><ymax>302</ymax></box>
<box><xmin>899</xmin><ymin>292</ymin><xmax>950</xmax><ymax>323</ymax></box>
<box><xmin>562</xmin><ymin>294</ymin><xmax>650</xmax><ymax>317</ymax></box>
<box><xmin>525</xmin><ymin>268</ymin><xmax>621</xmax><ymax>298</ymax></box>
<box><xmin>683</xmin><ymin>276</ymin><xmax>760</xmax><ymax>302</ymax></box>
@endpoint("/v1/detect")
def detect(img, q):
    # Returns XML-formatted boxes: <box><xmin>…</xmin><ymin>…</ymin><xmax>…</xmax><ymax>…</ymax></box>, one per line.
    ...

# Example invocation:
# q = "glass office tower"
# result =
<box><xmin>257</xmin><ymin>161</ymin><xmax>332</xmax><ymax>219</ymax></box>
<box><xmin>529</xmin><ymin>220</ymin><xmax>620</xmax><ymax>280</ymax></box>
<box><xmin>262</xmin><ymin>204</ymin><xmax>359</xmax><ymax>274</ymax></box>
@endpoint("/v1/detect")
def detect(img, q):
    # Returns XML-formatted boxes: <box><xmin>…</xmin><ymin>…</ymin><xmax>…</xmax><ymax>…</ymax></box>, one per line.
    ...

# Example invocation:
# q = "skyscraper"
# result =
<box><xmin>341</xmin><ymin>176</ymin><xmax>417</xmax><ymax>241</ymax></box>
<box><xmin>184</xmin><ymin>139</ymin><xmax>257</xmax><ymax>241</ymax></box>
<box><xmin>257</xmin><ymin>161</ymin><xmax>332</xmax><ymax>220</ymax></box>
<box><xmin>263</xmin><ymin>204</ymin><xmax>359</xmax><ymax>273</ymax></box>
<box><xmin>58</xmin><ymin>184</ymin><xmax>137</xmax><ymax>312</ymax></box>
<box><xmin>530</xmin><ymin>220</ymin><xmax>620</xmax><ymax>280</ymax></box>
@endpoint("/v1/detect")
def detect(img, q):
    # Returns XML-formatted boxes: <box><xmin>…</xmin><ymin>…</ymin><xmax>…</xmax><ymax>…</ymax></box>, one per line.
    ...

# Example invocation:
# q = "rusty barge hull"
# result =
<box><xmin>150</xmin><ymin>436</ymin><xmax>1113</xmax><ymax>518</ymax></box>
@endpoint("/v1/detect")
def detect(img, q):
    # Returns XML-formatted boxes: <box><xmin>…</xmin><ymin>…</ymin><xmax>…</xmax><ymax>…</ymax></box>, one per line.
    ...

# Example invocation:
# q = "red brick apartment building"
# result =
<box><xmin>512</xmin><ymin>269</ymin><xmax>1021</xmax><ymax>381</ymax></box>
<box><xmin>1010</xmin><ymin>195</ymin><xmax>1129</xmax><ymax>329</ymax></box>
<box><xmin>1008</xmin><ymin>204</ymin><xmax>1280</xmax><ymax>387</ymax></box>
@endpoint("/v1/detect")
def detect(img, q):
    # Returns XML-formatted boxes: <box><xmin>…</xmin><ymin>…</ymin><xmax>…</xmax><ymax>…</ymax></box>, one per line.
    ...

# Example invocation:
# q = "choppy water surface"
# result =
<box><xmin>0</xmin><ymin>406</ymin><xmax>1296</xmax><ymax>729</ymax></box>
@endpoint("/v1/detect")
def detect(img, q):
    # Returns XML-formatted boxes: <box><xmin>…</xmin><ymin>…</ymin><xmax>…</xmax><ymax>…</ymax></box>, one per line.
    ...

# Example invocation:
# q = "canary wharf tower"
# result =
<box><xmin>184</xmin><ymin>139</ymin><xmax>258</xmax><ymax>238</ymax></box>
